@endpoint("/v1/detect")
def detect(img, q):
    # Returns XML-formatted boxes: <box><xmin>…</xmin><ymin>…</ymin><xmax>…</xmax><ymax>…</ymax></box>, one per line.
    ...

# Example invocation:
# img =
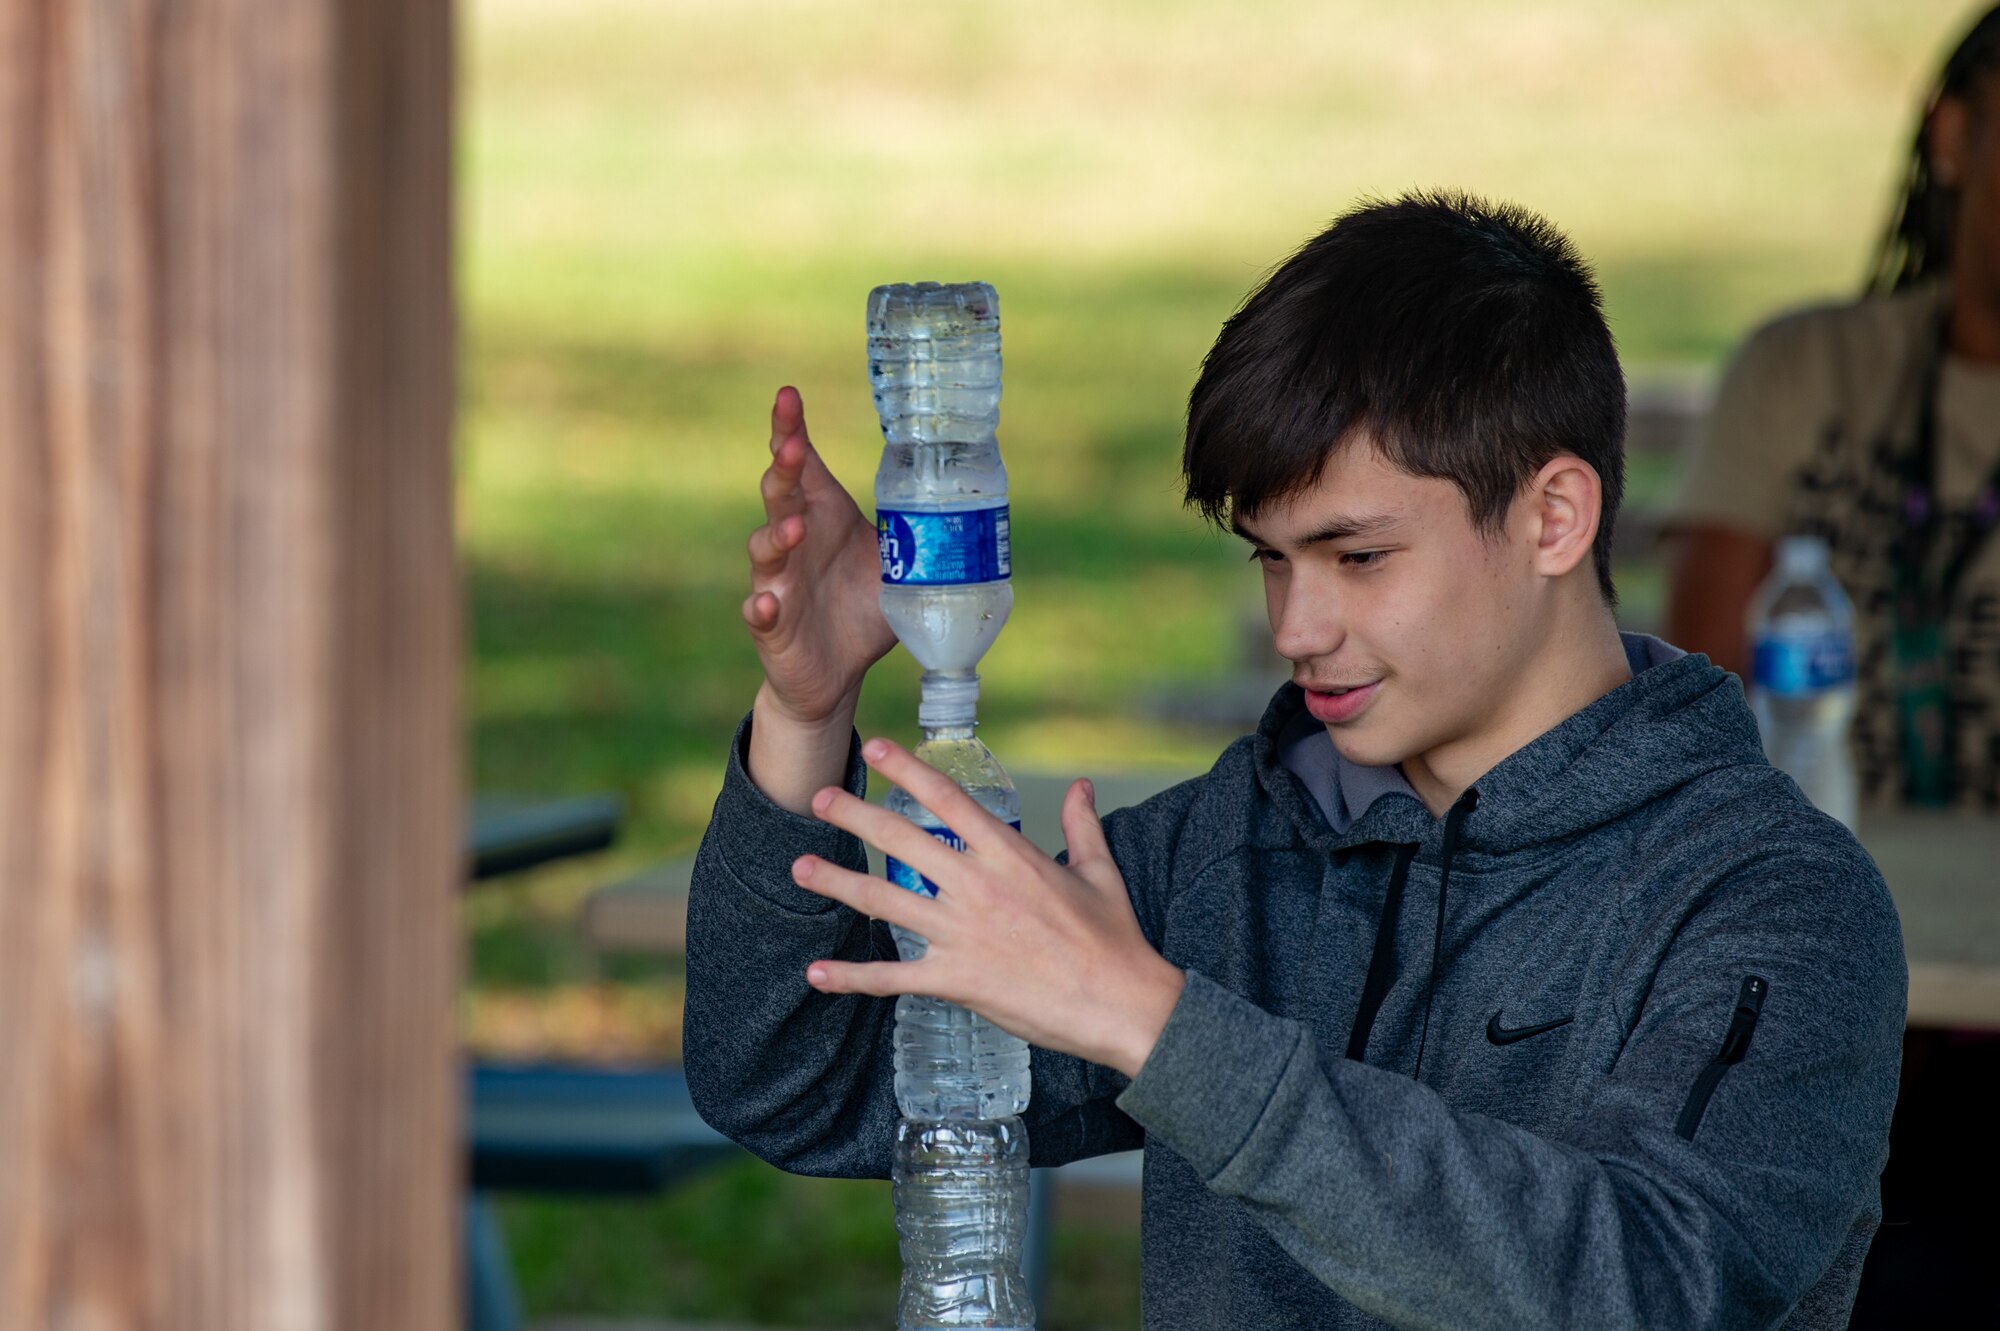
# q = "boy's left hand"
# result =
<box><xmin>791</xmin><ymin>737</ymin><xmax>1186</xmax><ymax>1080</ymax></box>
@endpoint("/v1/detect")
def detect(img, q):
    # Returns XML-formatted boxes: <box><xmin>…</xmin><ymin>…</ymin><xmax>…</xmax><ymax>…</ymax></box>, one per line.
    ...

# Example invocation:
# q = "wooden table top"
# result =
<box><xmin>1856</xmin><ymin>811</ymin><xmax>2000</xmax><ymax>1030</ymax></box>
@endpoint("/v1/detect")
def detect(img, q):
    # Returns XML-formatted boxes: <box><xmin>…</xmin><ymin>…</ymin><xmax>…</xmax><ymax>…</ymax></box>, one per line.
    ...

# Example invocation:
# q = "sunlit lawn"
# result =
<box><xmin>460</xmin><ymin>1</ymin><xmax>1964</xmax><ymax>1323</ymax></box>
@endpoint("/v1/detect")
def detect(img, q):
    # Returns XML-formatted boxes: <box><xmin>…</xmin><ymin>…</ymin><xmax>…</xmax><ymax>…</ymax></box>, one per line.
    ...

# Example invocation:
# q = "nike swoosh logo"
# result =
<box><xmin>1486</xmin><ymin>1011</ymin><xmax>1575</xmax><ymax>1046</ymax></box>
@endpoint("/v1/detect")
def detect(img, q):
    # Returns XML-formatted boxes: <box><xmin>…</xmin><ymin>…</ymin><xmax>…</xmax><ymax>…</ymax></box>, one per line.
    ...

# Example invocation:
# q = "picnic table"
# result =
<box><xmin>1862</xmin><ymin>813</ymin><xmax>2000</xmax><ymax>1030</ymax></box>
<box><xmin>467</xmin><ymin>792</ymin><xmax>624</xmax><ymax>882</ymax></box>
<box><xmin>461</xmin><ymin>791</ymin><xmax>735</xmax><ymax>1331</ymax></box>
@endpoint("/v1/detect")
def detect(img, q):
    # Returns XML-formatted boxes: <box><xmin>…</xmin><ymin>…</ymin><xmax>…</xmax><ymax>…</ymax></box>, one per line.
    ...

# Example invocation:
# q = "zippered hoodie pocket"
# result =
<box><xmin>1675</xmin><ymin>974</ymin><xmax>1768</xmax><ymax>1140</ymax></box>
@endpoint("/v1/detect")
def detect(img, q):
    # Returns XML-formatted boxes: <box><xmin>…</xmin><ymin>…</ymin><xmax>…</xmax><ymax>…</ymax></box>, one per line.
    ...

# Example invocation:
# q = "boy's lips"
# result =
<box><xmin>1302</xmin><ymin>679</ymin><xmax>1381</xmax><ymax>724</ymax></box>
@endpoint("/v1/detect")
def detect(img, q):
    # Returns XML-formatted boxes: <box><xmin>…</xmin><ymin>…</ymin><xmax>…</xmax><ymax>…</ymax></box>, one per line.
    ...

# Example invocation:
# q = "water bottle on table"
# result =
<box><xmin>1748</xmin><ymin>535</ymin><xmax>1858</xmax><ymax>827</ymax></box>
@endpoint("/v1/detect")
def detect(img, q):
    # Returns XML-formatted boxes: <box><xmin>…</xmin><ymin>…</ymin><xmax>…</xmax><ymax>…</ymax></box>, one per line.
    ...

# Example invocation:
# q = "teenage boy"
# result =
<box><xmin>684</xmin><ymin>192</ymin><xmax>1905</xmax><ymax>1329</ymax></box>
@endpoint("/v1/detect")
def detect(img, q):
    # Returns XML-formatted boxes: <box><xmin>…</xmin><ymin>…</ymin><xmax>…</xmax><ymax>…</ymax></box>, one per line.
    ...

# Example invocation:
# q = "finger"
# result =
<box><xmin>806</xmin><ymin>956</ymin><xmax>932</xmax><ymax>999</ymax></box>
<box><xmin>793</xmin><ymin>429</ymin><xmax>842</xmax><ymax>495</ymax></box>
<box><xmin>741</xmin><ymin>590</ymin><xmax>780</xmax><ymax>634</ymax></box>
<box><xmin>770</xmin><ymin>386</ymin><xmax>812</xmax><ymax>456</ymax></box>
<box><xmin>747</xmin><ymin>514</ymin><xmax>803</xmax><ymax>574</ymax></box>
<box><xmin>791</xmin><ymin>853</ymin><xmax>934</xmax><ymax>931</ymax></box>
<box><xmin>860</xmin><ymin>735</ymin><xmax>1016</xmax><ymax>851</ymax></box>
<box><xmin>808</xmin><ymin>784</ymin><xmax>978</xmax><ymax>884</ymax></box>
<box><xmin>771</xmin><ymin>432</ymin><xmax>846</xmax><ymax>516</ymax></box>
<box><xmin>760</xmin><ymin>441</ymin><xmax>807</xmax><ymax>512</ymax></box>
<box><xmin>768</xmin><ymin>388</ymin><xmax>850</xmax><ymax>509</ymax></box>
<box><xmin>1060</xmin><ymin>777</ymin><xmax>1120</xmax><ymax>887</ymax></box>
<box><xmin>857</xmin><ymin>738</ymin><xmax>1014</xmax><ymax>856</ymax></box>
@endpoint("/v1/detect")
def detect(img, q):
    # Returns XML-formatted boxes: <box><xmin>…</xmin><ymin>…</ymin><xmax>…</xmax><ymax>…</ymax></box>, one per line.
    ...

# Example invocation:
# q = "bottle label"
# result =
<box><xmin>1752</xmin><ymin>629</ymin><xmax>1855</xmax><ymax>696</ymax></box>
<box><xmin>885</xmin><ymin>819</ymin><xmax>1022</xmax><ymax>898</ymax></box>
<box><xmin>877</xmin><ymin>505</ymin><xmax>1011</xmax><ymax>586</ymax></box>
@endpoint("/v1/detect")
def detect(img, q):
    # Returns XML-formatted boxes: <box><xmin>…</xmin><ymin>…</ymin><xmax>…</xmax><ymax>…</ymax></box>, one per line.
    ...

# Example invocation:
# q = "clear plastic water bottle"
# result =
<box><xmin>1748</xmin><ymin>535</ymin><xmax>1859</xmax><ymax>827</ymax></box>
<box><xmin>883</xmin><ymin>675</ymin><xmax>1032</xmax><ymax>1121</ymax></box>
<box><xmin>882</xmin><ymin>677</ymin><xmax>1036</xmax><ymax>1330</ymax></box>
<box><xmin>892</xmin><ymin>1117</ymin><xmax>1033</xmax><ymax>1331</ymax></box>
<box><xmin>869</xmin><ymin>281</ymin><xmax>1012</xmax><ymax>678</ymax></box>
<box><xmin>871</xmin><ymin>281</ymin><xmax>1035</xmax><ymax>1331</ymax></box>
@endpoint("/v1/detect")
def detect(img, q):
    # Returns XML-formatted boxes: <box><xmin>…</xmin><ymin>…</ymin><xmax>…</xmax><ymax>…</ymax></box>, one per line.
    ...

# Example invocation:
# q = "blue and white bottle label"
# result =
<box><xmin>877</xmin><ymin>504</ymin><xmax>1011</xmax><ymax>586</ymax></box>
<box><xmin>885</xmin><ymin>819</ymin><xmax>1022</xmax><ymax>898</ymax></box>
<box><xmin>1752</xmin><ymin>630</ymin><xmax>1855</xmax><ymax>696</ymax></box>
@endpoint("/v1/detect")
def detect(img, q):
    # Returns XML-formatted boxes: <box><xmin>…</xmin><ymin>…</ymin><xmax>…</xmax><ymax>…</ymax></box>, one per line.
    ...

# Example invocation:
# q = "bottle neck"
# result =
<box><xmin>919</xmin><ymin>722</ymin><xmax>977</xmax><ymax>744</ymax></box>
<box><xmin>1775</xmin><ymin>535</ymin><xmax>1829</xmax><ymax>577</ymax></box>
<box><xmin>916</xmin><ymin>669</ymin><xmax>980</xmax><ymax>732</ymax></box>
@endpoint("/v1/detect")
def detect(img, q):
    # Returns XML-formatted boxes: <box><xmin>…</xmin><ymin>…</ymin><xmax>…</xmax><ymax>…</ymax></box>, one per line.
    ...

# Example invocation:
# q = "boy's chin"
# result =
<box><xmin>1322</xmin><ymin>722</ymin><xmax>1414</xmax><ymax>773</ymax></box>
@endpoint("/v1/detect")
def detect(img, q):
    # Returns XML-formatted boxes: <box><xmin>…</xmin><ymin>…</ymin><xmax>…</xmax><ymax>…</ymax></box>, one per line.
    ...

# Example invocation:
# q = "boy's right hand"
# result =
<box><xmin>742</xmin><ymin>388</ymin><xmax>897</xmax><ymax>811</ymax></box>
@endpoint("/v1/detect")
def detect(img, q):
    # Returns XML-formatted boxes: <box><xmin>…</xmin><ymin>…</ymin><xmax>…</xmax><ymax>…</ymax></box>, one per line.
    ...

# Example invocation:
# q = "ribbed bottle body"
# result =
<box><xmin>892</xmin><ymin>1116</ymin><xmax>1033</xmax><ymax>1331</ymax></box>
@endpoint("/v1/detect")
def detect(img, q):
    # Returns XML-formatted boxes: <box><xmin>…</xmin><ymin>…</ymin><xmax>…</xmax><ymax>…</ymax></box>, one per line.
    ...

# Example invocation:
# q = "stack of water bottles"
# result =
<box><xmin>1747</xmin><ymin>535</ymin><xmax>1858</xmax><ymax>828</ymax></box>
<box><xmin>868</xmin><ymin>281</ymin><xmax>1036</xmax><ymax>1331</ymax></box>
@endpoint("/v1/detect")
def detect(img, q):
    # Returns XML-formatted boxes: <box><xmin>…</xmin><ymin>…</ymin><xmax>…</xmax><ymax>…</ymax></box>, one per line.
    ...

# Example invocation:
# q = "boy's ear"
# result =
<box><xmin>1528</xmin><ymin>454</ymin><xmax>1601</xmax><ymax>581</ymax></box>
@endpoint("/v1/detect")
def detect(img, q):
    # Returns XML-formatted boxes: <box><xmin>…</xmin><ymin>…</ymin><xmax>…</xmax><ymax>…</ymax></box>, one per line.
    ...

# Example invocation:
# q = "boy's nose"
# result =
<box><xmin>1269</xmin><ymin>577</ymin><xmax>1344</xmax><ymax>664</ymax></box>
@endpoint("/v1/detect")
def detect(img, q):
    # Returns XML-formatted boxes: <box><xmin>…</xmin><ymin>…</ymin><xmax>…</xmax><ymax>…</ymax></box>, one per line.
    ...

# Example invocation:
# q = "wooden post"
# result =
<box><xmin>0</xmin><ymin>0</ymin><xmax>458</xmax><ymax>1326</ymax></box>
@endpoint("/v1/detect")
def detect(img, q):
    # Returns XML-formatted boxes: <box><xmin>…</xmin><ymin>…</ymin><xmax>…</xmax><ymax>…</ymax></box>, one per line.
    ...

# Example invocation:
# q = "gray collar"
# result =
<box><xmin>1275</xmin><ymin>631</ymin><xmax>1687</xmax><ymax>833</ymax></box>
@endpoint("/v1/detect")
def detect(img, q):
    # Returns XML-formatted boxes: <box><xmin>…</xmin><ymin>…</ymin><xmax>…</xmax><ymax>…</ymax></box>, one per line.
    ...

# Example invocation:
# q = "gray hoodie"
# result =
<box><xmin>683</xmin><ymin>636</ymin><xmax>1905</xmax><ymax>1329</ymax></box>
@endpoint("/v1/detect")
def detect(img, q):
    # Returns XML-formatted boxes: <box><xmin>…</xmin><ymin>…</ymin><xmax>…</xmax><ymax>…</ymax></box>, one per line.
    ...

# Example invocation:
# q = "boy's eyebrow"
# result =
<box><xmin>1231</xmin><ymin>510</ymin><xmax>1402</xmax><ymax>548</ymax></box>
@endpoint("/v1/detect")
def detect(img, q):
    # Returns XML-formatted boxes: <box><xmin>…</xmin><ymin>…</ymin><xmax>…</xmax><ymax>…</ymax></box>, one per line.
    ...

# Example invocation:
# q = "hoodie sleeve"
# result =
<box><xmin>1113</xmin><ymin>831</ymin><xmax>1906</xmax><ymax>1331</ymax></box>
<box><xmin>681</xmin><ymin>712</ymin><xmax>1190</xmax><ymax>1175</ymax></box>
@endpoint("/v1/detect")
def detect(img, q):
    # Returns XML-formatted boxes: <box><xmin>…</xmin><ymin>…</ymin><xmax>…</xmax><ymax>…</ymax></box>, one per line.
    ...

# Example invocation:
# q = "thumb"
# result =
<box><xmin>1060</xmin><ymin>778</ymin><xmax>1118</xmax><ymax>887</ymax></box>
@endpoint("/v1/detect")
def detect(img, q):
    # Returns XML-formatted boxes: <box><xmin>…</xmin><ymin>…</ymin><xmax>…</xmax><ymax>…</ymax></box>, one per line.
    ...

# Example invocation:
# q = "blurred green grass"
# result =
<box><xmin>461</xmin><ymin>0</ymin><xmax>1969</xmax><ymax>1322</ymax></box>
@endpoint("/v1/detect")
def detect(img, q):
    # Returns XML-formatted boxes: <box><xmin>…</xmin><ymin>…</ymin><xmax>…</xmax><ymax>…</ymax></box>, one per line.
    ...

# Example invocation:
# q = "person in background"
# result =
<box><xmin>1665</xmin><ymin>9</ymin><xmax>2000</xmax><ymax>1324</ymax></box>
<box><xmin>1665</xmin><ymin>4</ymin><xmax>2000</xmax><ymax>813</ymax></box>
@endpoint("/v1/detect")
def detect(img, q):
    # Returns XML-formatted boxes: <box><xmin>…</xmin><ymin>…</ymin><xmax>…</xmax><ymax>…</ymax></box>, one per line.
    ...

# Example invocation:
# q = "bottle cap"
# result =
<box><xmin>917</xmin><ymin>671</ymin><xmax>980</xmax><ymax>729</ymax></box>
<box><xmin>1776</xmin><ymin>534</ymin><xmax>1830</xmax><ymax>572</ymax></box>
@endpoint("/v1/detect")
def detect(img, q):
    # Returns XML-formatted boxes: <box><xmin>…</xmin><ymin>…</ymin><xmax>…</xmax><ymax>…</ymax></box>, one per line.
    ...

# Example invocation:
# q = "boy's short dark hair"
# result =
<box><xmin>1182</xmin><ymin>191</ymin><xmax>1627</xmax><ymax>604</ymax></box>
